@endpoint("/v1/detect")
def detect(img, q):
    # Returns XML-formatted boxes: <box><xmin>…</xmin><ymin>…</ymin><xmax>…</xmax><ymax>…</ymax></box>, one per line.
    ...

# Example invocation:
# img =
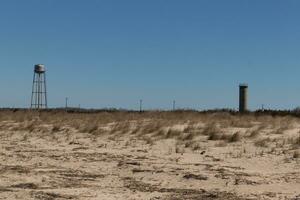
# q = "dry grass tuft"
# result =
<box><xmin>183</xmin><ymin>140</ymin><xmax>203</xmax><ymax>151</ymax></box>
<box><xmin>140</xmin><ymin>136</ymin><xmax>154</xmax><ymax>145</ymax></box>
<box><xmin>215</xmin><ymin>141</ymin><xmax>227</xmax><ymax>147</ymax></box>
<box><xmin>208</xmin><ymin>131</ymin><xmax>241</xmax><ymax>143</ymax></box>
<box><xmin>80</xmin><ymin>123</ymin><xmax>98</xmax><ymax>134</ymax></box>
<box><xmin>184</xmin><ymin>140</ymin><xmax>193</xmax><ymax>148</ymax></box>
<box><xmin>152</xmin><ymin>128</ymin><xmax>165</xmax><ymax>138</ymax></box>
<box><xmin>175</xmin><ymin>145</ymin><xmax>185</xmax><ymax>154</ymax></box>
<box><xmin>110</xmin><ymin>122</ymin><xmax>131</xmax><ymax>135</ymax></box>
<box><xmin>273</xmin><ymin>127</ymin><xmax>286</xmax><ymax>135</ymax></box>
<box><xmin>293</xmin><ymin>151</ymin><xmax>300</xmax><ymax>159</ymax></box>
<box><xmin>21</xmin><ymin>133</ymin><xmax>28</xmax><ymax>141</ymax></box>
<box><xmin>230</xmin><ymin>118</ymin><xmax>253</xmax><ymax>128</ymax></box>
<box><xmin>228</xmin><ymin>132</ymin><xmax>241</xmax><ymax>143</ymax></box>
<box><xmin>254</xmin><ymin>138</ymin><xmax>271</xmax><ymax>148</ymax></box>
<box><xmin>179</xmin><ymin>132</ymin><xmax>195</xmax><ymax>141</ymax></box>
<box><xmin>208</xmin><ymin>131</ymin><xmax>222</xmax><ymax>141</ymax></box>
<box><xmin>249</xmin><ymin>129</ymin><xmax>260</xmax><ymax>138</ymax></box>
<box><xmin>142</xmin><ymin>121</ymin><xmax>164</xmax><ymax>134</ymax></box>
<box><xmin>165</xmin><ymin>128</ymin><xmax>181</xmax><ymax>139</ymax></box>
<box><xmin>192</xmin><ymin>143</ymin><xmax>203</xmax><ymax>151</ymax></box>
<box><xmin>183</xmin><ymin>124</ymin><xmax>197</xmax><ymax>133</ymax></box>
<box><xmin>24</xmin><ymin>122</ymin><xmax>36</xmax><ymax>132</ymax></box>
<box><xmin>130</xmin><ymin>125</ymin><xmax>141</xmax><ymax>135</ymax></box>
<box><xmin>248</xmin><ymin>125</ymin><xmax>265</xmax><ymax>138</ymax></box>
<box><xmin>201</xmin><ymin>123</ymin><xmax>220</xmax><ymax>136</ymax></box>
<box><xmin>294</xmin><ymin>133</ymin><xmax>300</xmax><ymax>147</ymax></box>
<box><xmin>52</xmin><ymin>125</ymin><xmax>61</xmax><ymax>133</ymax></box>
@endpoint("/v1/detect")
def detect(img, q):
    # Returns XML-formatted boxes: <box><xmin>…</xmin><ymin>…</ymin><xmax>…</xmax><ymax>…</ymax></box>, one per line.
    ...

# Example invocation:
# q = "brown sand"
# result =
<box><xmin>0</xmin><ymin>112</ymin><xmax>299</xmax><ymax>199</ymax></box>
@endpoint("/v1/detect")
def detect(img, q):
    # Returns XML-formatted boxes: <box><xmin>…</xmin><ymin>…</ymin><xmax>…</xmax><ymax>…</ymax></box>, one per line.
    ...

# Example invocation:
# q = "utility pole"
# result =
<box><xmin>139</xmin><ymin>99</ymin><xmax>143</xmax><ymax>112</ymax></box>
<box><xmin>173</xmin><ymin>100</ymin><xmax>176</xmax><ymax>111</ymax></box>
<box><xmin>65</xmin><ymin>97</ymin><xmax>68</xmax><ymax>110</ymax></box>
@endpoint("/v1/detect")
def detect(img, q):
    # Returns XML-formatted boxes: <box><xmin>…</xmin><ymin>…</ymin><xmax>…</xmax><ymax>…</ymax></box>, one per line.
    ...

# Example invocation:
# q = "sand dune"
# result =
<box><xmin>0</xmin><ymin>111</ymin><xmax>299</xmax><ymax>199</ymax></box>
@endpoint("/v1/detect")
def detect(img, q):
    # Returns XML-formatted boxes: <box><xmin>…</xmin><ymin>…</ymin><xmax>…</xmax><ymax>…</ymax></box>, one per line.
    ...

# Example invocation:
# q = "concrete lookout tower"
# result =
<box><xmin>239</xmin><ymin>84</ymin><xmax>248</xmax><ymax>112</ymax></box>
<box><xmin>31</xmin><ymin>64</ymin><xmax>48</xmax><ymax>109</ymax></box>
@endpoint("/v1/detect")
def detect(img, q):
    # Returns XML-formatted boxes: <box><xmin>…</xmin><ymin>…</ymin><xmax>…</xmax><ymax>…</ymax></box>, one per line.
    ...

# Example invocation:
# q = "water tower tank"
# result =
<box><xmin>239</xmin><ymin>84</ymin><xmax>248</xmax><ymax>112</ymax></box>
<box><xmin>34</xmin><ymin>64</ymin><xmax>45</xmax><ymax>74</ymax></box>
<box><xmin>31</xmin><ymin>64</ymin><xmax>47</xmax><ymax>109</ymax></box>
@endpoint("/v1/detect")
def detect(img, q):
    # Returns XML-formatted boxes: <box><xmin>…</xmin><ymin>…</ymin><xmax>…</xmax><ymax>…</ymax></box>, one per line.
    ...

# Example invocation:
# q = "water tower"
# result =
<box><xmin>31</xmin><ymin>64</ymin><xmax>48</xmax><ymax>109</ymax></box>
<box><xmin>239</xmin><ymin>84</ymin><xmax>248</xmax><ymax>112</ymax></box>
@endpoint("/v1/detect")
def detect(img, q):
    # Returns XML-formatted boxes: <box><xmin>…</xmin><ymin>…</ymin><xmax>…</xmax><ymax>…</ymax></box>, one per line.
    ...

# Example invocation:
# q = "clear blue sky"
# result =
<box><xmin>0</xmin><ymin>0</ymin><xmax>300</xmax><ymax>110</ymax></box>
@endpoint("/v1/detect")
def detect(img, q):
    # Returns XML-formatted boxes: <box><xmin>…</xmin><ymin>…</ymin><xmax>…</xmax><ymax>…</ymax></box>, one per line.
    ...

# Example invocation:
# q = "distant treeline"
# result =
<box><xmin>2</xmin><ymin>107</ymin><xmax>300</xmax><ymax>118</ymax></box>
